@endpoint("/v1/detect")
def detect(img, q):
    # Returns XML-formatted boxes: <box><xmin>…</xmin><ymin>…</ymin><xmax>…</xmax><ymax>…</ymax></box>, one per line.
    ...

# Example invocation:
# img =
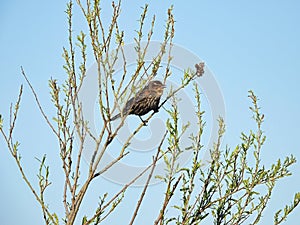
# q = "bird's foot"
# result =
<box><xmin>139</xmin><ymin>116</ymin><xmax>148</xmax><ymax>126</ymax></box>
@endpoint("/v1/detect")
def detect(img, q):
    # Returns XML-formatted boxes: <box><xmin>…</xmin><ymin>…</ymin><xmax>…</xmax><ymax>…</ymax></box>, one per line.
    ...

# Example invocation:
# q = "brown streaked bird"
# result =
<box><xmin>111</xmin><ymin>80</ymin><xmax>166</xmax><ymax>123</ymax></box>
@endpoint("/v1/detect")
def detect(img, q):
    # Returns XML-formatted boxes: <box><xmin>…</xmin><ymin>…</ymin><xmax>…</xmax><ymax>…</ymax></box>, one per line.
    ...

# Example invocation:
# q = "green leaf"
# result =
<box><xmin>82</xmin><ymin>216</ymin><xmax>88</xmax><ymax>225</ymax></box>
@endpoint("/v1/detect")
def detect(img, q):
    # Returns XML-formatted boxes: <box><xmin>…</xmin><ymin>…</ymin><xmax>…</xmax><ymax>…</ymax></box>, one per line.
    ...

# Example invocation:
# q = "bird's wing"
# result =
<box><xmin>123</xmin><ymin>89</ymin><xmax>148</xmax><ymax>112</ymax></box>
<box><xmin>123</xmin><ymin>97</ymin><xmax>135</xmax><ymax>113</ymax></box>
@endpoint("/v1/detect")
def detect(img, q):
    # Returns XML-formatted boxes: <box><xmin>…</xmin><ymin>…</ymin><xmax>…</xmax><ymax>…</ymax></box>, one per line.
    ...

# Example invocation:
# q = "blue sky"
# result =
<box><xmin>1</xmin><ymin>1</ymin><xmax>300</xmax><ymax>224</ymax></box>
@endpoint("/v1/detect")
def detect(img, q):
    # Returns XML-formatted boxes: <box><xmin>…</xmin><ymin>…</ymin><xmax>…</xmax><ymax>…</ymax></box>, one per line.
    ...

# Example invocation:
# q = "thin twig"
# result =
<box><xmin>93</xmin><ymin>151</ymin><xmax>130</xmax><ymax>178</ymax></box>
<box><xmin>85</xmin><ymin>153</ymin><xmax>165</xmax><ymax>225</ymax></box>
<box><xmin>129</xmin><ymin>131</ymin><xmax>168</xmax><ymax>225</ymax></box>
<box><xmin>154</xmin><ymin>174</ymin><xmax>183</xmax><ymax>225</ymax></box>
<box><xmin>21</xmin><ymin>67</ymin><xmax>61</xmax><ymax>141</ymax></box>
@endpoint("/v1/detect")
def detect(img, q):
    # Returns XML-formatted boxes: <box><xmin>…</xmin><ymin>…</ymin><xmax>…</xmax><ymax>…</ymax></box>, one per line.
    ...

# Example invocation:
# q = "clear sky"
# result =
<box><xmin>1</xmin><ymin>0</ymin><xmax>300</xmax><ymax>224</ymax></box>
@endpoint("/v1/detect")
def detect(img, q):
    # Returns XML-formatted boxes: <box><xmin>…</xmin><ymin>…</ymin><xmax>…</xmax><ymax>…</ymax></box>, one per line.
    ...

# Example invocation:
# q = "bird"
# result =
<box><xmin>111</xmin><ymin>80</ymin><xmax>166</xmax><ymax>124</ymax></box>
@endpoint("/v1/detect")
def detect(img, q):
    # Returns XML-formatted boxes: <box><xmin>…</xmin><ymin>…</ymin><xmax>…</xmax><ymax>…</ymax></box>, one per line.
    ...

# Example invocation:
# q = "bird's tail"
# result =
<box><xmin>110</xmin><ymin>113</ymin><xmax>121</xmax><ymax>121</ymax></box>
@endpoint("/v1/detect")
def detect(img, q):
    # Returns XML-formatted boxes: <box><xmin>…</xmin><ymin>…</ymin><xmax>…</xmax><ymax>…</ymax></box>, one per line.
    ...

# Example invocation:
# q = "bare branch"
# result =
<box><xmin>21</xmin><ymin>67</ymin><xmax>61</xmax><ymax>141</ymax></box>
<box><xmin>129</xmin><ymin>131</ymin><xmax>168</xmax><ymax>225</ymax></box>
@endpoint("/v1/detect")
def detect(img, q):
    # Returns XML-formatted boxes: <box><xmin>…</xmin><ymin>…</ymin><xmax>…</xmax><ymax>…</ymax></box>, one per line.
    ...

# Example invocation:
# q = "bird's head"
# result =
<box><xmin>148</xmin><ymin>80</ymin><xmax>166</xmax><ymax>96</ymax></box>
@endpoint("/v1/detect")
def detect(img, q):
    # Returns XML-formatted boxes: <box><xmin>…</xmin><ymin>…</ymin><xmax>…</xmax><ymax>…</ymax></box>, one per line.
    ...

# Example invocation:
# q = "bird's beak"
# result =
<box><xmin>162</xmin><ymin>85</ymin><xmax>166</xmax><ymax>88</ymax></box>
